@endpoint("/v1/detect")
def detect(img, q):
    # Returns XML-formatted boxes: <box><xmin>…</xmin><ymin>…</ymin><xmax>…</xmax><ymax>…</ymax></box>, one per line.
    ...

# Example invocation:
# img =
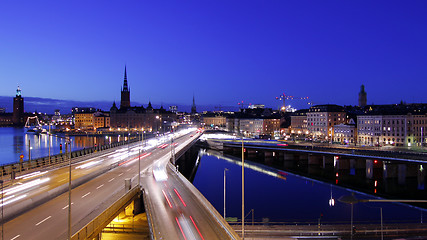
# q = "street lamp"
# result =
<box><xmin>66</xmin><ymin>138</ymin><xmax>72</xmax><ymax>240</ymax></box>
<box><xmin>241</xmin><ymin>137</ymin><xmax>245</xmax><ymax>239</ymax></box>
<box><xmin>223</xmin><ymin>168</ymin><xmax>229</xmax><ymax>219</ymax></box>
<box><xmin>1</xmin><ymin>179</ymin><xmax>3</xmax><ymax>240</ymax></box>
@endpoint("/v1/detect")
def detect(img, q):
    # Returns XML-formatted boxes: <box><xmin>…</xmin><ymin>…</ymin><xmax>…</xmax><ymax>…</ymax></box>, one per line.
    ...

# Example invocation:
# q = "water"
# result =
<box><xmin>0</xmin><ymin>127</ymin><xmax>121</xmax><ymax>166</ymax></box>
<box><xmin>192</xmin><ymin>150</ymin><xmax>426</xmax><ymax>224</ymax></box>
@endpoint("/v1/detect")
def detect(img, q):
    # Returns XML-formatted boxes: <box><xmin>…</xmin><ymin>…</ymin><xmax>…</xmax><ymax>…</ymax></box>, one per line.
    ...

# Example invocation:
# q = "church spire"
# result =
<box><xmin>120</xmin><ymin>65</ymin><xmax>131</xmax><ymax>109</ymax></box>
<box><xmin>191</xmin><ymin>94</ymin><xmax>197</xmax><ymax>114</ymax></box>
<box><xmin>123</xmin><ymin>65</ymin><xmax>129</xmax><ymax>92</ymax></box>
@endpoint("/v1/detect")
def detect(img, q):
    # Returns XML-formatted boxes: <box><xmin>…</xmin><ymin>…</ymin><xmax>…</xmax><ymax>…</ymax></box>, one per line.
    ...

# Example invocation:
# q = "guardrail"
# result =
<box><xmin>71</xmin><ymin>186</ymin><xmax>141</xmax><ymax>240</ymax></box>
<box><xmin>168</xmin><ymin>163</ymin><xmax>241</xmax><ymax>240</ymax></box>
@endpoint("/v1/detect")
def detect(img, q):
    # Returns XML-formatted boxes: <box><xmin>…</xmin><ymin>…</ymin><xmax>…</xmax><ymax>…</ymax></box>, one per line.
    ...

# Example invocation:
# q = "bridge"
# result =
<box><xmin>1</xmin><ymin>128</ymin><xmax>239</xmax><ymax>240</ymax></box>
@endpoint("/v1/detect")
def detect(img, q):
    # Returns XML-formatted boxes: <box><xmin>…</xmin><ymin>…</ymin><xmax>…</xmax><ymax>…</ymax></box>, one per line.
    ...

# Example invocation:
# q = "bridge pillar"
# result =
<box><xmin>248</xmin><ymin>150</ymin><xmax>257</xmax><ymax>158</ymax></box>
<box><xmin>308</xmin><ymin>154</ymin><xmax>321</xmax><ymax>165</ymax></box>
<box><xmin>366</xmin><ymin>159</ymin><xmax>374</xmax><ymax>179</ymax></box>
<box><xmin>349</xmin><ymin>159</ymin><xmax>356</xmax><ymax>175</ymax></box>
<box><xmin>284</xmin><ymin>153</ymin><xmax>293</xmax><ymax>161</ymax></box>
<box><xmin>264</xmin><ymin>151</ymin><xmax>274</xmax><ymax>165</ymax></box>
<box><xmin>334</xmin><ymin>156</ymin><xmax>349</xmax><ymax>171</ymax></box>
<box><xmin>298</xmin><ymin>154</ymin><xmax>308</xmax><ymax>161</ymax></box>
<box><xmin>383</xmin><ymin>163</ymin><xmax>397</xmax><ymax>179</ymax></box>
<box><xmin>283</xmin><ymin>153</ymin><xmax>294</xmax><ymax>168</ymax></box>
<box><xmin>398</xmin><ymin>164</ymin><xmax>406</xmax><ymax>185</ymax></box>
<box><xmin>418</xmin><ymin>165</ymin><xmax>425</xmax><ymax>190</ymax></box>
<box><xmin>322</xmin><ymin>155</ymin><xmax>333</xmax><ymax>168</ymax></box>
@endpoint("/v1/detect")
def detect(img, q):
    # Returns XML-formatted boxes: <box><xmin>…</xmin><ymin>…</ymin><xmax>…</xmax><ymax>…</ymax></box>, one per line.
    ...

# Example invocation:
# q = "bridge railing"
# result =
<box><xmin>71</xmin><ymin>186</ymin><xmax>141</xmax><ymax>240</ymax></box>
<box><xmin>168</xmin><ymin>162</ymin><xmax>241</xmax><ymax>240</ymax></box>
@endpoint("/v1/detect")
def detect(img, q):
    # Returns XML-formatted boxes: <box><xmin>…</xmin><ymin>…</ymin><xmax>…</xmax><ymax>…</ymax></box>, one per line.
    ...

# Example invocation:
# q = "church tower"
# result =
<box><xmin>13</xmin><ymin>86</ymin><xmax>24</xmax><ymax>126</ymax></box>
<box><xmin>191</xmin><ymin>94</ymin><xmax>197</xmax><ymax>114</ymax></box>
<box><xmin>120</xmin><ymin>66</ymin><xmax>130</xmax><ymax>109</ymax></box>
<box><xmin>358</xmin><ymin>85</ymin><xmax>367</xmax><ymax>107</ymax></box>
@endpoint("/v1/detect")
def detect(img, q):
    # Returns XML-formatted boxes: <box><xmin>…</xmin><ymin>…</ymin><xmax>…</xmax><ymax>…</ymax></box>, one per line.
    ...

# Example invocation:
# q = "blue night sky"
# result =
<box><xmin>1</xmin><ymin>1</ymin><xmax>426</xmax><ymax>111</ymax></box>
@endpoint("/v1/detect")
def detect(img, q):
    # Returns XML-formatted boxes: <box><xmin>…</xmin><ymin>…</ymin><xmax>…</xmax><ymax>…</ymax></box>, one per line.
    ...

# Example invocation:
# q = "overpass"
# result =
<box><xmin>2</xmin><ymin>129</ymin><xmax>239</xmax><ymax>240</ymax></box>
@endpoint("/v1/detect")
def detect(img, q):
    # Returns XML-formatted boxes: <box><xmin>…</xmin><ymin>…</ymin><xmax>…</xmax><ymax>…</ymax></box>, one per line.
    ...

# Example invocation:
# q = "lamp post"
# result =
<box><xmin>223</xmin><ymin>168</ymin><xmax>229</xmax><ymax>219</ymax></box>
<box><xmin>138</xmin><ymin>149</ymin><xmax>141</xmax><ymax>187</ymax></box>
<box><xmin>48</xmin><ymin>123</ymin><xmax>51</xmax><ymax>165</ymax></box>
<box><xmin>1</xmin><ymin>179</ymin><xmax>3</xmax><ymax>240</ymax></box>
<box><xmin>241</xmin><ymin>137</ymin><xmax>245</xmax><ymax>239</ymax></box>
<box><xmin>66</xmin><ymin>138</ymin><xmax>72</xmax><ymax>240</ymax></box>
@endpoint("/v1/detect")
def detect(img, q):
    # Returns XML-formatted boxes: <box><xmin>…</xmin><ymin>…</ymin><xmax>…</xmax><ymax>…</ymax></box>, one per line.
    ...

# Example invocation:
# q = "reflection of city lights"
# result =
<box><xmin>329</xmin><ymin>198</ymin><xmax>335</xmax><ymax>207</ymax></box>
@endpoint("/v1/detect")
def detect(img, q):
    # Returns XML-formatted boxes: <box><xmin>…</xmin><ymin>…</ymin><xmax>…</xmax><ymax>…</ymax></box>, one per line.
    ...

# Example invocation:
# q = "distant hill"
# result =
<box><xmin>0</xmin><ymin>96</ymin><xmax>236</xmax><ymax>114</ymax></box>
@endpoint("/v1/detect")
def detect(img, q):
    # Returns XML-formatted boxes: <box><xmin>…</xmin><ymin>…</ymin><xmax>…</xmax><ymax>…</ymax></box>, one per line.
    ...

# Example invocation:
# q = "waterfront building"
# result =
<box><xmin>240</xmin><ymin>119</ymin><xmax>264</xmax><ymax>137</ymax></box>
<box><xmin>289</xmin><ymin>109</ymin><xmax>309</xmax><ymax>138</ymax></box>
<box><xmin>333</xmin><ymin>119</ymin><xmax>357</xmax><ymax>144</ymax></box>
<box><xmin>202</xmin><ymin>114</ymin><xmax>227</xmax><ymax>129</ymax></box>
<box><xmin>357</xmin><ymin>104</ymin><xmax>427</xmax><ymax>147</ymax></box>
<box><xmin>307</xmin><ymin>104</ymin><xmax>346</xmax><ymax>141</ymax></box>
<box><xmin>93</xmin><ymin>111</ymin><xmax>110</xmax><ymax>130</ymax></box>
<box><xmin>74</xmin><ymin>109</ymin><xmax>96</xmax><ymax>130</ymax></box>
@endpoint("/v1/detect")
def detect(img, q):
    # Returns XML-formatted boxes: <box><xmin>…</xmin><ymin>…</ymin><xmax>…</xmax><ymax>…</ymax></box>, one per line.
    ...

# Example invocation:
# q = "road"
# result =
<box><xmin>2</xmin><ymin>128</ymin><xmax>199</xmax><ymax>240</ymax></box>
<box><xmin>142</xmin><ymin>139</ymin><xmax>239</xmax><ymax>240</ymax></box>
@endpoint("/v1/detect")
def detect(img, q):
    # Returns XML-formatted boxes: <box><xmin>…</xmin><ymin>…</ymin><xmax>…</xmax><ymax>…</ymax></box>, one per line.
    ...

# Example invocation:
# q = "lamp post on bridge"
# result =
<box><xmin>241</xmin><ymin>136</ymin><xmax>245</xmax><ymax>239</ymax></box>
<box><xmin>223</xmin><ymin>168</ymin><xmax>228</xmax><ymax>219</ymax></box>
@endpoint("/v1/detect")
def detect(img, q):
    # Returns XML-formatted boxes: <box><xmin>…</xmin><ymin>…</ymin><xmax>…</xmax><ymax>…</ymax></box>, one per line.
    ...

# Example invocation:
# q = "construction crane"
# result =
<box><xmin>275</xmin><ymin>93</ymin><xmax>309</xmax><ymax>112</ymax></box>
<box><xmin>237</xmin><ymin>101</ymin><xmax>252</xmax><ymax>110</ymax></box>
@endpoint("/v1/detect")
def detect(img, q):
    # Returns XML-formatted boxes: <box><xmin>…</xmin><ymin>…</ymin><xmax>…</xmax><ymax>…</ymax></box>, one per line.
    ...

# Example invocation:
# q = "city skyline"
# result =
<box><xmin>1</xmin><ymin>1</ymin><xmax>426</xmax><ymax>109</ymax></box>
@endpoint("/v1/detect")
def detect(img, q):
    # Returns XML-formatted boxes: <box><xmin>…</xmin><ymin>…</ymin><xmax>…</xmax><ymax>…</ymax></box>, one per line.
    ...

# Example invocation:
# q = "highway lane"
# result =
<box><xmin>0</xmin><ymin>129</ymin><xmax>192</xmax><ymax>221</ymax></box>
<box><xmin>144</xmin><ymin>132</ymin><xmax>239</xmax><ymax>240</ymax></box>
<box><xmin>3</xmin><ymin>129</ymin><xmax>198</xmax><ymax>240</ymax></box>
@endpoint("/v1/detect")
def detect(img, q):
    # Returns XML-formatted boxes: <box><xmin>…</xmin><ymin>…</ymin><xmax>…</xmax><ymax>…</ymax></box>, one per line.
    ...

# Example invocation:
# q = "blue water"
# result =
<box><xmin>0</xmin><ymin>127</ymin><xmax>118</xmax><ymax>166</ymax></box>
<box><xmin>193</xmin><ymin>151</ymin><xmax>426</xmax><ymax>224</ymax></box>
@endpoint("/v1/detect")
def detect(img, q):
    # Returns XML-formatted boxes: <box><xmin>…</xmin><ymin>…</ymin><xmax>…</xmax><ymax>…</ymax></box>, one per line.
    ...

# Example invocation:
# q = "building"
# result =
<box><xmin>74</xmin><ymin>111</ymin><xmax>96</xmax><ymax>130</ymax></box>
<box><xmin>307</xmin><ymin>105</ymin><xmax>346</xmax><ymax>141</ymax></box>
<box><xmin>93</xmin><ymin>111</ymin><xmax>110</xmax><ymax>130</ymax></box>
<box><xmin>109</xmin><ymin>67</ymin><xmax>176</xmax><ymax>132</ymax></box>
<box><xmin>13</xmin><ymin>86</ymin><xmax>24</xmax><ymax>126</ymax></box>
<box><xmin>358</xmin><ymin>85</ymin><xmax>367</xmax><ymax>107</ymax></box>
<box><xmin>262</xmin><ymin>118</ymin><xmax>281</xmax><ymax>137</ymax></box>
<box><xmin>202</xmin><ymin>115</ymin><xmax>227</xmax><ymax>129</ymax></box>
<box><xmin>240</xmin><ymin>119</ymin><xmax>264</xmax><ymax>137</ymax></box>
<box><xmin>357</xmin><ymin>115</ymin><xmax>382</xmax><ymax>146</ymax></box>
<box><xmin>357</xmin><ymin>104</ymin><xmax>427</xmax><ymax>147</ymax></box>
<box><xmin>333</xmin><ymin>119</ymin><xmax>357</xmax><ymax>144</ymax></box>
<box><xmin>290</xmin><ymin>109</ymin><xmax>309</xmax><ymax>138</ymax></box>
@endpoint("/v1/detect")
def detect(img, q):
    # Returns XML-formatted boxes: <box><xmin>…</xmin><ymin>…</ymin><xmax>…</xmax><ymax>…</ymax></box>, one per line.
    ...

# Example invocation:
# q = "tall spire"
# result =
<box><xmin>123</xmin><ymin>65</ymin><xmax>129</xmax><ymax>92</ymax></box>
<box><xmin>191</xmin><ymin>94</ymin><xmax>197</xmax><ymax>114</ymax></box>
<box><xmin>120</xmin><ymin>65</ymin><xmax>131</xmax><ymax>109</ymax></box>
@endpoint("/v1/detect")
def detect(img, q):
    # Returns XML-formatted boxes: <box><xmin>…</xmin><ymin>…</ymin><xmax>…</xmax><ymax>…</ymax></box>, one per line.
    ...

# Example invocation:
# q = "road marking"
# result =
<box><xmin>62</xmin><ymin>202</ymin><xmax>74</xmax><ymax>209</ymax></box>
<box><xmin>108</xmin><ymin>178</ymin><xmax>115</xmax><ymax>182</ymax></box>
<box><xmin>118</xmin><ymin>173</ymin><xmax>123</xmax><ymax>177</ymax></box>
<box><xmin>11</xmin><ymin>235</ymin><xmax>20</xmax><ymax>240</ymax></box>
<box><xmin>126</xmin><ymin>169</ymin><xmax>131</xmax><ymax>172</ymax></box>
<box><xmin>96</xmin><ymin>184</ymin><xmax>104</xmax><ymax>189</ymax></box>
<box><xmin>35</xmin><ymin>216</ymin><xmax>52</xmax><ymax>226</ymax></box>
<box><xmin>81</xmin><ymin>192</ymin><xmax>91</xmax><ymax>198</ymax></box>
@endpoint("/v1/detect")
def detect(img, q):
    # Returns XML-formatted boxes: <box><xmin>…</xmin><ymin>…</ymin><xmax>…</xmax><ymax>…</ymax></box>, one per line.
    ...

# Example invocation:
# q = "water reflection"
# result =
<box><xmin>0</xmin><ymin>127</ymin><xmax>124</xmax><ymax>165</ymax></box>
<box><xmin>192</xmin><ymin>149</ymin><xmax>426</xmax><ymax>224</ymax></box>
